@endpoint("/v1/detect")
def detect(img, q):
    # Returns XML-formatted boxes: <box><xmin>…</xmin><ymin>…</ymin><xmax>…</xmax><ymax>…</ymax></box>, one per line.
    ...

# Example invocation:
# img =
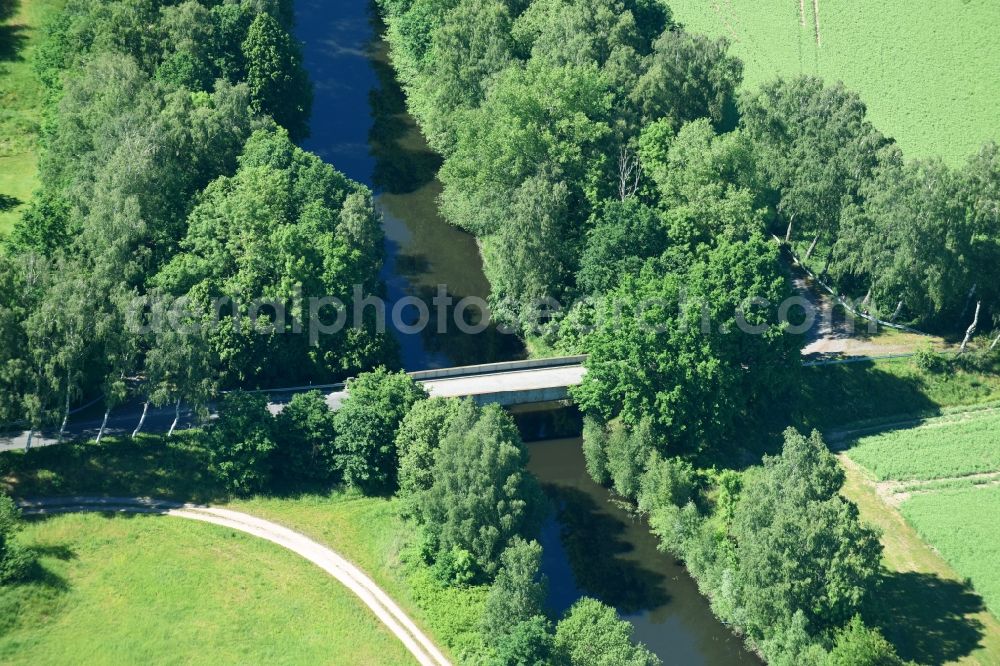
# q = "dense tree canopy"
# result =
<box><xmin>333</xmin><ymin>369</ymin><xmax>428</xmax><ymax>494</ymax></box>
<box><xmin>413</xmin><ymin>400</ymin><xmax>545</xmax><ymax>579</ymax></box>
<box><xmin>0</xmin><ymin>0</ymin><xmax>388</xmax><ymax>433</ymax></box>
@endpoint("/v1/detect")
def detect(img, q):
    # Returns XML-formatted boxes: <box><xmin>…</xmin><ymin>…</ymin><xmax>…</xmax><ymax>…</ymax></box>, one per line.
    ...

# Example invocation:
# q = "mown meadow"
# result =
<box><xmin>0</xmin><ymin>511</ymin><xmax>415</xmax><ymax>665</ymax></box>
<box><xmin>0</xmin><ymin>0</ymin><xmax>64</xmax><ymax>235</ymax></box>
<box><xmin>667</xmin><ymin>0</ymin><xmax>1000</xmax><ymax>165</ymax></box>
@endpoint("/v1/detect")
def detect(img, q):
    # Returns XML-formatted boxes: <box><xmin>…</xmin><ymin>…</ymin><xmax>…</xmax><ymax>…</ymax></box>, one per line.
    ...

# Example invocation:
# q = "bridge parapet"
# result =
<box><xmin>408</xmin><ymin>355</ymin><xmax>588</xmax><ymax>381</ymax></box>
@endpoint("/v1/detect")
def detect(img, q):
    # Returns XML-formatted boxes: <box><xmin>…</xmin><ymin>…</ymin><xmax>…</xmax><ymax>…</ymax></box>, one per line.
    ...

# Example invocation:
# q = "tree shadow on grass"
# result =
<box><xmin>1</xmin><ymin>435</ymin><xmax>229</xmax><ymax>504</ymax></box>
<box><xmin>871</xmin><ymin>570</ymin><xmax>987</xmax><ymax>665</ymax></box>
<box><xmin>0</xmin><ymin>22</ymin><xmax>27</xmax><ymax>63</ymax></box>
<box><xmin>0</xmin><ymin>0</ymin><xmax>18</xmax><ymax>22</ymax></box>
<box><xmin>794</xmin><ymin>360</ymin><xmax>940</xmax><ymax>433</ymax></box>
<box><xmin>543</xmin><ymin>484</ymin><xmax>668</xmax><ymax>615</ymax></box>
<box><xmin>0</xmin><ymin>193</ymin><xmax>22</xmax><ymax>212</ymax></box>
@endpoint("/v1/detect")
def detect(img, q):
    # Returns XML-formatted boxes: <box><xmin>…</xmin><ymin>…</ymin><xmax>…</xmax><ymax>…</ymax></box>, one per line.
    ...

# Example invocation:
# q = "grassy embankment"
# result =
<box><xmin>0</xmin><ymin>434</ymin><xmax>484</xmax><ymax>662</ymax></box>
<box><xmin>797</xmin><ymin>354</ymin><xmax>1000</xmax><ymax>433</ymax></box>
<box><xmin>667</xmin><ymin>0</ymin><xmax>1000</xmax><ymax>166</ymax></box>
<box><xmin>0</xmin><ymin>512</ymin><xmax>414</xmax><ymax>665</ymax></box>
<box><xmin>0</xmin><ymin>0</ymin><xmax>62</xmax><ymax>235</ymax></box>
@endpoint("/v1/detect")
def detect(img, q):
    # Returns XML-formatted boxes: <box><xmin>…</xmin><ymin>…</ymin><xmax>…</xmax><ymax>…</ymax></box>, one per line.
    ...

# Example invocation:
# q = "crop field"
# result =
<box><xmin>901</xmin><ymin>485</ymin><xmax>1000</xmax><ymax>619</ymax></box>
<box><xmin>667</xmin><ymin>0</ymin><xmax>1000</xmax><ymax>165</ymax></box>
<box><xmin>848</xmin><ymin>410</ymin><xmax>1000</xmax><ymax>482</ymax></box>
<box><xmin>846</xmin><ymin>410</ymin><xmax>1000</xmax><ymax>622</ymax></box>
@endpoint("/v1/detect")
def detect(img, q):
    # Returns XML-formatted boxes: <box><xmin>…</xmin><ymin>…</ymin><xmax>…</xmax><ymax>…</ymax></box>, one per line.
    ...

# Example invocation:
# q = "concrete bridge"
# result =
<box><xmin>0</xmin><ymin>356</ymin><xmax>589</xmax><ymax>450</ymax></box>
<box><xmin>268</xmin><ymin>355</ymin><xmax>589</xmax><ymax>413</ymax></box>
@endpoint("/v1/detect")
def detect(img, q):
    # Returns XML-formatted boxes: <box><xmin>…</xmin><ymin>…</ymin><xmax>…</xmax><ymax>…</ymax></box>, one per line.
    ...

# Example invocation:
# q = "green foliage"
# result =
<box><xmin>637</xmin><ymin>451</ymin><xmax>697</xmax><ymax>515</ymax></box>
<box><xmin>605</xmin><ymin>419</ymin><xmax>652</xmax><ymax>499</ymax></box>
<box><xmin>911</xmin><ymin>346</ymin><xmax>952</xmax><ymax>374</ymax></box>
<box><xmin>432</xmin><ymin>545</ymin><xmax>478</xmax><ymax>587</ymax></box>
<box><xmin>205</xmin><ymin>391</ymin><xmax>277</xmax><ymax>495</ymax></box>
<box><xmin>274</xmin><ymin>391</ymin><xmax>338</xmax><ymax>484</ymax></box>
<box><xmin>242</xmin><ymin>11</ymin><xmax>312</xmax><ymax>140</ymax></box>
<box><xmin>575</xmin><ymin>198</ymin><xmax>667</xmax><ymax>295</ymax></box>
<box><xmin>414</xmin><ymin>400</ymin><xmax>545</xmax><ymax>580</ymax></box>
<box><xmin>639</xmin><ymin>118</ymin><xmax>762</xmax><ymax>251</ymax></box>
<box><xmin>572</xmin><ymin>233</ymin><xmax>801</xmax><ymax>453</ymax></box>
<box><xmin>632</xmin><ymin>30</ymin><xmax>742</xmax><ymax>131</ymax></box>
<box><xmin>0</xmin><ymin>494</ymin><xmax>33</xmax><ymax>584</ymax></box>
<box><xmin>333</xmin><ymin>369</ymin><xmax>428</xmax><ymax>494</ymax></box>
<box><xmin>155</xmin><ymin>127</ymin><xmax>388</xmax><ymax>388</ymax></box>
<box><xmin>481</xmin><ymin>538</ymin><xmax>547</xmax><ymax>644</ymax></box>
<box><xmin>396</xmin><ymin>398</ymin><xmax>461</xmax><ymax>510</ymax></box>
<box><xmin>581</xmin><ymin>416</ymin><xmax>610</xmax><ymax>485</ymax></box>
<box><xmin>379</xmin><ymin>0</ymin><xmax>749</xmax><ymax>330</ymax></box>
<box><xmin>827</xmin><ymin>616</ymin><xmax>906</xmax><ymax>666</ymax></box>
<box><xmin>402</xmin><ymin>543</ymin><xmax>491</xmax><ymax>658</ymax></box>
<box><xmin>0</xmin><ymin>0</ymin><xmax>382</xmax><ymax>431</ymax></box>
<box><xmin>489</xmin><ymin>614</ymin><xmax>554</xmax><ymax>666</ymax></box>
<box><xmin>729</xmin><ymin>429</ymin><xmax>882</xmax><ymax>647</ymax></box>
<box><xmin>553</xmin><ymin>597</ymin><xmax>661</xmax><ymax>666</ymax></box>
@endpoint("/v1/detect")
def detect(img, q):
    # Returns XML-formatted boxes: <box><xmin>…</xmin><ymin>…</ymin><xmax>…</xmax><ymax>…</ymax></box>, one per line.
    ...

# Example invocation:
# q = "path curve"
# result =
<box><xmin>18</xmin><ymin>497</ymin><xmax>450</xmax><ymax>666</ymax></box>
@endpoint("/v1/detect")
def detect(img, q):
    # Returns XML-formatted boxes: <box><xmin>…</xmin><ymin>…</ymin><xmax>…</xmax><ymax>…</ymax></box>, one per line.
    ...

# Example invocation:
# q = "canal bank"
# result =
<box><xmin>294</xmin><ymin>2</ymin><xmax>757</xmax><ymax>662</ymax></box>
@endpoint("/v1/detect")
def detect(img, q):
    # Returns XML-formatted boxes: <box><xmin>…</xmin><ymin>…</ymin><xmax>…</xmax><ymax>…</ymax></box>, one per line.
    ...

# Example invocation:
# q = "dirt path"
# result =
<box><xmin>18</xmin><ymin>497</ymin><xmax>451</xmax><ymax>666</ymax></box>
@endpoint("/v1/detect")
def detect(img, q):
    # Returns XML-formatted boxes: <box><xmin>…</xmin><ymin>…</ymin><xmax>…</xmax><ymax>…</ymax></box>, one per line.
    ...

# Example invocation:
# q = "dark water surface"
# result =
<box><xmin>296</xmin><ymin>0</ymin><xmax>522</xmax><ymax>370</ymax></box>
<box><xmin>526</xmin><ymin>436</ymin><xmax>758</xmax><ymax>665</ymax></box>
<box><xmin>295</xmin><ymin>2</ymin><xmax>756</xmax><ymax>662</ymax></box>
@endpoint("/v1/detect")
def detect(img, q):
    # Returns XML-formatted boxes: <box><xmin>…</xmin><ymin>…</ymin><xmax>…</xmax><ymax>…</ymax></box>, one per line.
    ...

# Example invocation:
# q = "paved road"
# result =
<box><xmin>19</xmin><ymin>497</ymin><xmax>451</xmax><ymax>666</ymax></box>
<box><xmin>2</xmin><ymin>359</ymin><xmax>589</xmax><ymax>450</ymax></box>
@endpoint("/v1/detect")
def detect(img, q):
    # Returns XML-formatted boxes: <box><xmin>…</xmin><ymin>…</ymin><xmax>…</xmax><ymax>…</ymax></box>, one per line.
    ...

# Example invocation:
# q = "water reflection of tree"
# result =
<box><xmin>366</xmin><ymin>13</ymin><xmax>441</xmax><ymax>195</ymax></box>
<box><xmin>545</xmin><ymin>485</ymin><xmax>669</xmax><ymax>614</ymax></box>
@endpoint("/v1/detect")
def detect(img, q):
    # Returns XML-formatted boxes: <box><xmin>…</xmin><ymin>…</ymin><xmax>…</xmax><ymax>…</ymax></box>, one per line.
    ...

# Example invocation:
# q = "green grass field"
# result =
<box><xmin>0</xmin><ymin>436</ymin><xmax>477</xmax><ymax>662</ymax></box>
<box><xmin>0</xmin><ymin>0</ymin><xmax>63</xmax><ymax>235</ymax></box>
<box><xmin>848</xmin><ymin>410</ymin><xmax>1000</xmax><ymax>481</ymax></box>
<box><xmin>231</xmin><ymin>495</ymin><xmax>489</xmax><ymax>660</ymax></box>
<box><xmin>667</xmin><ymin>0</ymin><xmax>1000</xmax><ymax>165</ymax></box>
<box><xmin>845</xmin><ymin>409</ymin><xmax>1000</xmax><ymax>642</ymax></box>
<box><xmin>797</xmin><ymin>355</ymin><xmax>1000</xmax><ymax>432</ymax></box>
<box><xmin>0</xmin><ymin>512</ymin><xmax>414</xmax><ymax>665</ymax></box>
<box><xmin>840</xmin><ymin>457</ymin><xmax>1000</xmax><ymax>665</ymax></box>
<box><xmin>901</xmin><ymin>485</ymin><xmax>1000</xmax><ymax>621</ymax></box>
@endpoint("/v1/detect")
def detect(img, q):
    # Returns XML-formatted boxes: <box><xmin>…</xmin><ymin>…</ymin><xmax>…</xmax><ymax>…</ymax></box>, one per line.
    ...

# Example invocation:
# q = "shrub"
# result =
<box><xmin>637</xmin><ymin>451</ymin><xmax>697</xmax><ymax>515</ymax></box>
<box><xmin>206</xmin><ymin>391</ymin><xmax>277</xmax><ymax>495</ymax></box>
<box><xmin>912</xmin><ymin>346</ymin><xmax>952</xmax><ymax>374</ymax></box>
<box><xmin>482</xmin><ymin>538</ymin><xmax>547</xmax><ymax>643</ymax></box>
<box><xmin>416</xmin><ymin>401</ymin><xmax>545</xmax><ymax>579</ymax></box>
<box><xmin>581</xmin><ymin>416</ymin><xmax>610</xmax><ymax>485</ymax></box>
<box><xmin>489</xmin><ymin>615</ymin><xmax>554</xmax><ymax>666</ymax></box>
<box><xmin>606</xmin><ymin>419</ymin><xmax>654</xmax><ymax>500</ymax></box>
<box><xmin>396</xmin><ymin>398</ymin><xmax>460</xmax><ymax>508</ymax></box>
<box><xmin>333</xmin><ymin>368</ymin><xmax>428</xmax><ymax>494</ymax></box>
<box><xmin>0</xmin><ymin>494</ymin><xmax>34</xmax><ymax>583</ymax></box>
<box><xmin>274</xmin><ymin>391</ymin><xmax>337</xmax><ymax>484</ymax></box>
<box><xmin>553</xmin><ymin>597</ymin><xmax>660</xmax><ymax>666</ymax></box>
<box><xmin>826</xmin><ymin>616</ymin><xmax>906</xmax><ymax>666</ymax></box>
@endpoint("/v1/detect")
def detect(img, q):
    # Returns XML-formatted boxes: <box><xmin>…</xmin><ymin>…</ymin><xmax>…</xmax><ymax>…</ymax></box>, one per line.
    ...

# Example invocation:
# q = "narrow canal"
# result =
<box><xmin>295</xmin><ymin>2</ymin><xmax>757</xmax><ymax>662</ymax></box>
